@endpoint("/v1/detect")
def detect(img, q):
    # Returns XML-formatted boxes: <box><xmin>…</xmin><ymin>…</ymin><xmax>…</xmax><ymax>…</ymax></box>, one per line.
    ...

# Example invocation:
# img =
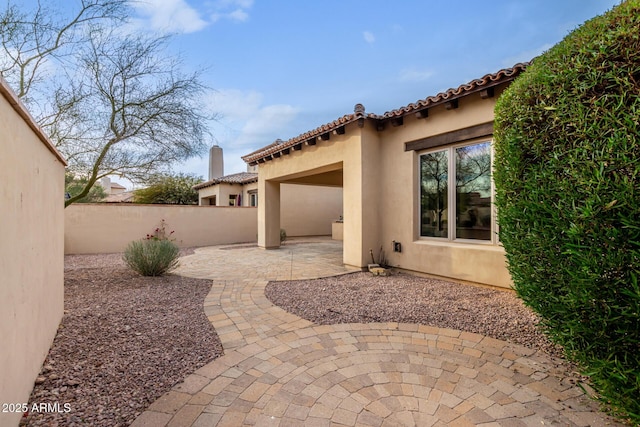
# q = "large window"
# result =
<box><xmin>420</xmin><ymin>141</ymin><xmax>493</xmax><ymax>242</ymax></box>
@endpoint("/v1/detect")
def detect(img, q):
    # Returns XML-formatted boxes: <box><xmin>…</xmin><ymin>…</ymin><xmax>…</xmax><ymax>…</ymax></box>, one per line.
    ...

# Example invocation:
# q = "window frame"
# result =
<box><xmin>249</xmin><ymin>191</ymin><xmax>258</xmax><ymax>207</ymax></box>
<box><xmin>418</xmin><ymin>138</ymin><xmax>498</xmax><ymax>245</ymax></box>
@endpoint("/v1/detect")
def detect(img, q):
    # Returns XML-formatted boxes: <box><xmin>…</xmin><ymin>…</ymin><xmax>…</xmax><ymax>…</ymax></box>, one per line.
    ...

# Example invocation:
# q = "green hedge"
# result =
<box><xmin>494</xmin><ymin>1</ymin><xmax>640</xmax><ymax>422</ymax></box>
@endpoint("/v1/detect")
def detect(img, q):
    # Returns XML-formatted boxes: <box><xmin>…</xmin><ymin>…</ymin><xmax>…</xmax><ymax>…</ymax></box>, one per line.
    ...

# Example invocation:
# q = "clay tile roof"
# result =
<box><xmin>241</xmin><ymin>104</ymin><xmax>377</xmax><ymax>164</ymax></box>
<box><xmin>193</xmin><ymin>172</ymin><xmax>258</xmax><ymax>190</ymax></box>
<box><xmin>242</xmin><ymin>63</ymin><xmax>528</xmax><ymax>165</ymax></box>
<box><xmin>381</xmin><ymin>62</ymin><xmax>529</xmax><ymax>118</ymax></box>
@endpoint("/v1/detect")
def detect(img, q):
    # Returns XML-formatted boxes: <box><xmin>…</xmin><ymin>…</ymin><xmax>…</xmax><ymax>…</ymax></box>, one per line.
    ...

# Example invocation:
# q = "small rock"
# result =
<box><xmin>35</xmin><ymin>376</ymin><xmax>46</xmax><ymax>384</ymax></box>
<box><xmin>370</xmin><ymin>267</ymin><xmax>388</xmax><ymax>276</ymax></box>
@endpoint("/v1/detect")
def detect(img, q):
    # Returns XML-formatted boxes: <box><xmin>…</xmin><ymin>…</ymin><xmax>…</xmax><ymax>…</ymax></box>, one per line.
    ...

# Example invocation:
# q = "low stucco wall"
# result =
<box><xmin>66</xmin><ymin>184</ymin><xmax>343</xmax><ymax>254</ymax></box>
<box><xmin>1</xmin><ymin>80</ymin><xmax>66</xmax><ymax>427</ymax></box>
<box><xmin>64</xmin><ymin>204</ymin><xmax>258</xmax><ymax>254</ymax></box>
<box><xmin>281</xmin><ymin>184</ymin><xmax>342</xmax><ymax>237</ymax></box>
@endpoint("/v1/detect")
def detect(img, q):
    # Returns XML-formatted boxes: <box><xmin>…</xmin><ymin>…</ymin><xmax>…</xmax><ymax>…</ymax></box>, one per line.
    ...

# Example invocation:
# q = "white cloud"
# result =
<box><xmin>228</xmin><ymin>9</ymin><xmax>249</xmax><ymax>22</ymax></box>
<box><xmin>207</xmin><ymin>89</ymin><xmax>299</xmax><ymax>149</ymax></box>
<box><xmin>399</xmin><ymin>67</ymin><xmax>434</xmax><ymax>83</ymax></box>
<box><xmin>133</xmin><ymin>0</ymin><xmax>208</xmax><ymax>33</ymax></box>
<box><xmin>173</xmin><ymin>89</ymin><xmax>299</xmax><ymax>177</ymax></box>
<box><xmin>363</xmin><ymin>31</ymin><xmax>375</xmax><ymax>44</ymax></box>
<box><xmin>208</xmin><ymin>0</ymin><xmax>253</xmax><ymax>23</ymax></box>
<box><xmin>217</xmin><ymin>0</ymin><xmax>254</xmax><ymax>8</ymax></box>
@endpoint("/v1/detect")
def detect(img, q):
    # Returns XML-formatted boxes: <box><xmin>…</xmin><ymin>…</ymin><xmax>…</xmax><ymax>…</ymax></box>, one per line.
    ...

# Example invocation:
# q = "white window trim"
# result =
<box><xmin>418</xmin><ymin>138</ymin><xmax>498</xmax><ymax>245</ymax></box>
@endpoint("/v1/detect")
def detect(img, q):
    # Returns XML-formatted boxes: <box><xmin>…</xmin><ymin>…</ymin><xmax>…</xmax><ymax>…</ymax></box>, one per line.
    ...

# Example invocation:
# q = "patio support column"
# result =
<box><xmin>342</xmin><ymin>124</ymin><xmax>381</xmax><ymax>268</ymax></box>
<box><xmin>258</xmin><ymin>178</ymin><xmax>280</xmax><ymax>249</ymax></box>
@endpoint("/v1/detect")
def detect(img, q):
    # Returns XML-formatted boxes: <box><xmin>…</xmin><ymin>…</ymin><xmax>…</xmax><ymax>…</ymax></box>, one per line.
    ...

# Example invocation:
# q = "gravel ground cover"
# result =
<box><xmin>20</xmin><ymin>250</ymin><xmax>221</xmax><ymax>427</ymax></box>
<box><xmin>266</xmin><ymin>271</ymin><xmax>563</xmax><ymax>358</ymax></box>
<box><xmin>22</xmin><ymin>250</ymin><xmax>564</xmax><ymax>426</ymax></box>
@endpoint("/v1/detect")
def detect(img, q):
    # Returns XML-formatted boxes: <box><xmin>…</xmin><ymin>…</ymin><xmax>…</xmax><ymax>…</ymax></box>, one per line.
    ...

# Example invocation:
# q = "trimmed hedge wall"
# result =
<box><xmin>494</xmin><ymin>1</ymin><xmax>640</xmax><ymax>422</ymax></box>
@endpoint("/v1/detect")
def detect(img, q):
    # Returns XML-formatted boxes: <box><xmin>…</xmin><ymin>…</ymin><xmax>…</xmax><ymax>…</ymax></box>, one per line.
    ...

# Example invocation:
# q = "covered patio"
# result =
<box><xmin>244</xmin><ymin>105</ymin><xmax>383</xmax><ymax>270</ymax></box>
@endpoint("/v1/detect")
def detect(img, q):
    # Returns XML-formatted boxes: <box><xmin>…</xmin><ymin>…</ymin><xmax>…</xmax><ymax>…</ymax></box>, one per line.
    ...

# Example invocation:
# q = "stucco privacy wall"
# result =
<box><xmin>280</xmin><ymin>184</ymin><xmax>343</xmax><ymax>237</ymax></box>
<box><xmin>64</xmin><ymin>204</ymin><xmax>257</xmax><ymax>254</ymax></box>
<box><xmin>198</xmin><ymin>181</ymin><xmax>343</xmax><ymax>235</ymax></box>
<box><xmin>0</xmin><ymin>79</ymin><xmax>66</xmax><ymax>427</ymax></box>
<box><xmin>65</xmin><ymin>186</ymin><xmax>342</xmax><ymax>255</ymax></box>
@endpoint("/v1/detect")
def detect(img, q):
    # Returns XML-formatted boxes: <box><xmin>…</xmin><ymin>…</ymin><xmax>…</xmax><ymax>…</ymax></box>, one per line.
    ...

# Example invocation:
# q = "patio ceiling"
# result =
<box><xmin>272</xmin><ymin>162</ymin><xmax>343</xmax><ymax>187</ymax></box>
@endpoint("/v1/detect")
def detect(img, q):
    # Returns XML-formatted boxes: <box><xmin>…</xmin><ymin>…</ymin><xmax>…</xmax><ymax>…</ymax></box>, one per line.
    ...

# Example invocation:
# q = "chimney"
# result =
<box><xmin>209</xmin><ymin>144</ymin><xmax>223</xmax><ymax>180</ymax></box>
<box><xmin>100</xmin><ymin>177</ymin><xmax>111</xmax><ymax>194</ymax></box>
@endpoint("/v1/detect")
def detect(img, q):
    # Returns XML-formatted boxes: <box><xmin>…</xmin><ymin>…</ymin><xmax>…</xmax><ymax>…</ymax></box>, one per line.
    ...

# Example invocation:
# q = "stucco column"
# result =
<box><xmin>258</xmin><ymin>178</ymin><xmax>281</xmax><ymax>249</ymax></box>
<box><xmin>342</xmin><ymin>125</ymin><xmax>381</xmax><ymax>268</ymax></box>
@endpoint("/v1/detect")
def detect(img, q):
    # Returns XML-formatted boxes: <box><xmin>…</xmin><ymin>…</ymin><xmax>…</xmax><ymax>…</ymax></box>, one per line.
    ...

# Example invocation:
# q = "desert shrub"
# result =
<box><xmin>493</xmin><ymin>1</ymin><xmax>640</xmax><ymax>422</ymax></box>
<box><xmin>123</xmin><ymin>239</ymin><xmax>180</xmax><ymax>276</ymax></box>
<box><xmin>134</xmin><ymin>173</ymin><xmax>202</xmax><ymax>204</ymax></box>
<box><xmin>280</xmin><ymin>229</ymin><xmax>287</xmax><ymax>243</ymax></box>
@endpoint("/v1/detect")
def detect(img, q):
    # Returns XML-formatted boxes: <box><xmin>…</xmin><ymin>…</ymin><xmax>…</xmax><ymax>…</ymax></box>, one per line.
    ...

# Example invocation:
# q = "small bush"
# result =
<box><xmin>494</xmin><ymin>1</ymin><xmax>640</xmax><ymax>422</ymax></box>
<box><xmin>123</xmin><ymin>239</ymin><xmax>180</xmax><ymax>276</ymax></box>
<box><xmin>280</xmin><ymin>229</ymin><xmax>287</xmax><ymax>243</ymax></box>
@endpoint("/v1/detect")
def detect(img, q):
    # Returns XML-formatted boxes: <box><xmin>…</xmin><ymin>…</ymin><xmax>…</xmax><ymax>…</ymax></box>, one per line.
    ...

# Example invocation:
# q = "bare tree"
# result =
<box><xmin>0</xmin><ymin>0</ymin><xmax>128</xmax><ymax>101</ymax></box>
<box><xmin>0</xmin><ymin>1</ymin><xmax>212</xmax><ymax>207</ymax></box>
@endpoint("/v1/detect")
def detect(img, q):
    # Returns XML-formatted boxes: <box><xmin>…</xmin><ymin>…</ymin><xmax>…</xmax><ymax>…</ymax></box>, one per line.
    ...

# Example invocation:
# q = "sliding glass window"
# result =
<box><xmin>419</xmin><ymin>141</ymin><xmax>494</xmax><ymax>242</ymax></box>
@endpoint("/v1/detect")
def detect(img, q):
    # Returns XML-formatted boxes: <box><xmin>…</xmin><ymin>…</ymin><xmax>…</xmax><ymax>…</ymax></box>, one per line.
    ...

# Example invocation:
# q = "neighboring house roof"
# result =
<box><xmin>242</xmin><ymin>62</ymin><xmax>528</xmax><ymax>165</ymax></box>
<box><xmin>103</xmin><ymin>191</ymin><xmax>135</xmax><ymax>203</ymax></box>
<box><xmin>0</xmin><ymin>76</ymin><xmax>67</xmax><ymax>165</ymax></box>
<box><xmin>110</xmin><ymin>182</ymin><xmax>127</xmax><ymax>190</ymax></box>
<box><xmin>193</xmin><ymin>172</ymin><xmax>258</xmax><ymax>190</ymax></box>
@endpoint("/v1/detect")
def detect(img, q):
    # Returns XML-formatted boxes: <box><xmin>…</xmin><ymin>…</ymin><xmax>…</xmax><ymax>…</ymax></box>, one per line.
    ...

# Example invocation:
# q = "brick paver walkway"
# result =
<box><xmin>132</xmin><ymin>238</ymin><xmax>622</xmax><ymax>427</ymax></box>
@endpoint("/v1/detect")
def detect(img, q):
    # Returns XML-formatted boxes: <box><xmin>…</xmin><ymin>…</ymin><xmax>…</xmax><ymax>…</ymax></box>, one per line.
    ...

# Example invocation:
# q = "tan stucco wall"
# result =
<box><xmin>64</xmin><ymin>204</ymin><xmax>257</xmax><ymax>254</ymax></box>
<box><xmin>280</xmin><ymin>184</ymin><xmax>342</xmax><ymax>237</ymax></box>
<box><xmin>199</xmin><ymin>180</ymin><xmax>342</xmax><ymax>235</ymax></box>
<box><xmin>242</xmin><ymin>182</ymin><xmax>258</xmax><ymax>206</ymax></box>
<box><xmin>377</xmin><ymin>89</ymin><xmax>512</xmax><ymax>288</ymax></box>
<box><xmin>197</xmin><ymin>184</ymin><xmax>220</xmax><ymax>205</ymax></box>
<box><xmin>1</xmin><ymin>81</ymin><xmax>66</xmax><ymax>427</ymax></box>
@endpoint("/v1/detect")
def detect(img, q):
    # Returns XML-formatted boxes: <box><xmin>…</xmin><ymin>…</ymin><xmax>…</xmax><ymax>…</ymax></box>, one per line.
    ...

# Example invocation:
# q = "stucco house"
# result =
<box><xmin>243</xmin><ymin>63</ymin><xmax>528</xmax><ymax>289</ymax></box>
<box><xmin>195</xmin><ymin>170</ymin><xmax>259</xmax><ymax>207</ymax></box>
<box><xmin>99</xmin><ymin>176</ymin><xmax>135</xmax><ymax>202</ymax></box>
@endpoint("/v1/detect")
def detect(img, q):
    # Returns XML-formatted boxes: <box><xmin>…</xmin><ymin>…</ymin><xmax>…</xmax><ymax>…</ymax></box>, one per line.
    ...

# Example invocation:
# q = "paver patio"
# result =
<box><xmin>132</xmin><ymin>238</ymin><xmax>623</xmax><ymax>427</ymax></box>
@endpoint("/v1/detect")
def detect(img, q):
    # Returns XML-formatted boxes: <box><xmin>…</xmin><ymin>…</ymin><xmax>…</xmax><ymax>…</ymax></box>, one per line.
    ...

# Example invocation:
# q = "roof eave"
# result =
<box><xmin>242</xmin><ymin>62</ymin><xmax>529</xmax><ymax>165</ymax></box>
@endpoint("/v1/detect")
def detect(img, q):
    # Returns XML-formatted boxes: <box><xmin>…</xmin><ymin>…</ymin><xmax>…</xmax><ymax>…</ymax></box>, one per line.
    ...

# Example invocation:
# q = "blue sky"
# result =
<box><xmin>33</xmin><ymin>1</ymin><xmax>625</xmax><ymax>184</ymax></box>
<box><xmin>152</xmin><ymin>0</ymin><xmax>621</xmax><ymax>180</ymax></box>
